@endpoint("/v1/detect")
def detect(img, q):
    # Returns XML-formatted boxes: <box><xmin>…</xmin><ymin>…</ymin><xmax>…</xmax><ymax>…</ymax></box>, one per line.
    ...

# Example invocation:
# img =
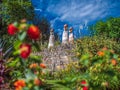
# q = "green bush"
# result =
<box><xmin>52</xmin><ymin>48</ymin><xmax>120</xmax><ymax>90</ymax></box>
<box><xmin>0</xmin><ymin>0</ymin><xmax>34</xmax><ymax>37</ymax></box>
<box><xmin>74</xmin><ymin>35</ymin><xmax>120</xmax><ymax>57</ymax></box>
<box><xmin>0</xmin><ymin>0</ymin><xmax>34</xmax><ymax>24</ymax></box>
<box><xmin>91</xmin><ymin>17</ymin><xmax>120</xmax><ymax>40</ymax></box>
<box><xmin>0</xmin><ymin>38</ymin><xmax>13</xmax><ymax>87</ymax></box>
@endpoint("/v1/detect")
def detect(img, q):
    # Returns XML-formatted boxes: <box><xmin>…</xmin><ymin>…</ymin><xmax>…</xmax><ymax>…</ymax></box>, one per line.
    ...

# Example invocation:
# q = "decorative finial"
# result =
<box><xmin>50</xmin><ymin>28</ymin><xmax>54</xmax><ymax>32</ymax></box>
<box><xmin>48</xmin><ymin>28</ymin><xmax>55</xmax><ymax>49</ymax></box>
<box><xmin>69</xmin><ymin>27</ymin><xmax>74</xmax><ymax>44</ymax></box>
<box><xmin>64</xmin><ymin>24</ymin><xmax>68</xmax><ymax>30</ymax></box>
<box><xmin>64</xmin><ymin>24</ymin><xmax>68</xmax><ymax>28</ymax></box>
<box><xmin>69</xmin><ymin>27</ymin><xmax>73</xmax><ymax>32</ymax></box>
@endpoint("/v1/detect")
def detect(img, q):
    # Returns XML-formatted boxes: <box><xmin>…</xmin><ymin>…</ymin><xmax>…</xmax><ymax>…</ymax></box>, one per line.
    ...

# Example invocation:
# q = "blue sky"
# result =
<box><xmin>32</xmin><ymin>0</ymin><xmax>120</xmax><ymax>38</ymax></box>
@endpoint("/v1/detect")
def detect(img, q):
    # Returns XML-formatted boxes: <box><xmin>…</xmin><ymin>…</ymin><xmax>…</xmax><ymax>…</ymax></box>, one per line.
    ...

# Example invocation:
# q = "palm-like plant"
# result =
<box><xmin>0</xmin><ymin>38</ymin><xmax>13</xmax><ymax>88</ymax></box>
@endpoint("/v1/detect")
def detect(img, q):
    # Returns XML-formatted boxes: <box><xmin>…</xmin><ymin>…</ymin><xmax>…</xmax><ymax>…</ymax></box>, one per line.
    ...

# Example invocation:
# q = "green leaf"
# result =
<box><xmin>32</xmin><ymin>42</ymin><xmax>41</xmax><ymax>51</ymax></box>
<box><xmin>71</xmin><ymin>77</ymin><xmax>77</xmax><ymax>83</ymax></box>
<box><xmin>14</xmin><ymin>40</ymin><xmax>22</xmax><ymax>50</ymax></box>
<box><xmin>25</xmin><ymin>70</ymin><xmax>36</xmax><ymax>80</ymax></box>
<box><xmin>81</xmin><ymin>59</ymin><xmax>89</xmax><ymax>66</ymax></box>
<box><xmin>13</xmin><ymin>50</ymin><xmax>20</xmax><ymax>55</ymax></box>
<box><xmin>23</xmin><ymin>87</ymin><xmax>29</xmax><ymax>90</ymax></box>
<box><xmin>33</xmin><ymin>86</ymin><xmax>39</xmax><ymax>90</ymax></box>
<box><xmin>3</xmin><ymin>45</ymin><xmax>13</xmax><ymax>59</ymax></box>
<box><xmin>46</xmin><ymin>80</ymin><xmax>71</xmax><ymax>90</ymax></box>
<box><xmin>7</xmin><ymin>58</ymin><xmax>19</xmax><ymax>67</ymax></box>
<box><xmin>105</xmin><ymin>70</ymin><xmax>115</xmax><ymax>76</ymax></box>
<box><xmin>113</xmin><ymin>54</ymin><xmax>119</xmax><ymax>59</ymax></box>
<box><xmin>29</xmin><ymin>55</ymin><xmax>42</xmax><ymax>62</ymax></box>
<box><xmin>20</xmin><ymin>58</ymin><xmax>27</xmax><ymax>67</ymax></box>
<box><xmin>18</xmin><ymin>31</ymin><xmax>27</xmax><ymax>41</ymax></box>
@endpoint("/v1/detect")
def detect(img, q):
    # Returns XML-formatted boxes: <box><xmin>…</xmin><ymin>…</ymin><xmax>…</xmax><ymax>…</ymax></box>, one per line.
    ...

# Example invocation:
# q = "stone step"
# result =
<box><xmin>33</xmin><ymin>44</ymin><xmax>77</xmax><ymax>71</ymax></box>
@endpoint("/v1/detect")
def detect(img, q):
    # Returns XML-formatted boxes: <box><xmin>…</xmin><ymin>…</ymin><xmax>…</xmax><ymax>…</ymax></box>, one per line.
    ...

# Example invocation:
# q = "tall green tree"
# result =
<box><xmin>0</xmin><ymin>0</ymin><xmax>34</xmax><ymax>37</ymax></box>
<box><xmin>91</xmin><ymin>17</ymin><xmax>120</xmax><ymax>42</ymax></box>
<box><xmin>1</xmin><ymin>0</ymin><xmax>34</xmax><ymax>24</ymax></box>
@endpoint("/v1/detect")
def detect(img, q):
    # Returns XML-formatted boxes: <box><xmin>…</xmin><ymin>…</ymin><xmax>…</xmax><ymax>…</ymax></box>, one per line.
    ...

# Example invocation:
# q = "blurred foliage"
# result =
<box><xmin>5</xmin><ymin>21</ymin><xmax>42</xmax><ymax>83</ymax></box>
<box><xmin>0</xmin><ymin>38</ymin><xmax>13</xmax><ymax>87</ymax></box>
<box><xmin>51</xmin><ymin>48</ymin><xmax>120</xmax><ymax>90</ymax></box>
<box><xmin>4</xmin><ymin>21</ymin><xmax>65</xmax><ymax>90</ymax></box>
<box><xmin>0</xmin><ymin>0</ymin><xmax>34</xmax><ymax>37</ymax></box>
<box><xmin>0</xmin><ymin>1</ymin><xmax>120</xmax><ymax>89</ymax></box>
<box><xmin>0</xmin><ymin>0</ymin><xmax>34</xmax><ymax>24</ymax></box>
<box><xmin>74</xmin><ymin>35</ymin><xmax>120</xmax><ymax>57</ymax></box>
<box><xmin>33</xmin><ymin>16</ymin><xmax>50</xmax><ymax>45</ymax></box>
<box><xmin>90</xmin><ymin>17</ymin><xmax>120</xmax><ymax>42</ymax></box>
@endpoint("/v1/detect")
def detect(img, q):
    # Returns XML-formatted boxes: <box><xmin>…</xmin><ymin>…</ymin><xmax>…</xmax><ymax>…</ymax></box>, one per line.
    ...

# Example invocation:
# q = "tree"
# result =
<box><xmin>0</xmin><ymin>0</ymin><xmax>34</xmax><ymax>37</ymax></box>
<box><xmin>1</xmin><ymin>0</ymin><xmax>34</xmax><ymax>24</ymax></box>
<box><xmin>33</xmin><ymin>16</ymin><xmax>50</xmax><ymax>43</ymax></box>
<box><xmin>91</xmin><ymin>17</ymin><xmax>120</xmax><ymax>42</ymax></box>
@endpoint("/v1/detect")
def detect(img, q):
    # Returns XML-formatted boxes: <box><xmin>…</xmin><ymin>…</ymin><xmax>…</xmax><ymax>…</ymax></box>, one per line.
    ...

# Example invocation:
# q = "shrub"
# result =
<box><xmin>74</xmin><ymin>35</ymin><xmax>120</xmax><ymax>57</ymax></box>
<box><xmin>90</xmin><ymin>17</ymin><xmax>120</xmax><ymax>41</ymax></box>
<box><xmin>0</xmin><ymin>38</ymin><xmax>13</xmax><ymax>88</ymax></box>
<box><xmin>52</xmin><ymin>48</ymin><xmax>120</xmax><ymax>90</ymax></box>
<box><xmin>6</xmin><ymin>20</ymin><xmax>69</xmax><ymax>90</ymax></box>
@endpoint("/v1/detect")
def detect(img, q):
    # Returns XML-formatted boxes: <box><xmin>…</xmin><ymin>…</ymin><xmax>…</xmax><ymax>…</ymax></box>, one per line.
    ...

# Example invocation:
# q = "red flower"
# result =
<box><xmin>40</xmin><ymin>63</ymin><xmax>46</xmax><ymax>68</ymax></box>
<box><xmin>34</xmin><ymin>78</ymin><xmax>42</xmax><ymax>86</ymax></box>
<box><xmin>29</xmin><ymin>63</ymin><xmax>38</xmax><ymax>69</ymax></box>
<box><xmin>20</xmin><ymin>43</ymin><xmax>31</xmax><ymax>59</ymax></box>
<box><xmin>14</xmin><ymin>79</ymin><xmax>26</xmax><ymax>90</ymax></box>
<box><xmin>15</xmin><ymin>86</ymin><xmax>22</xmax><ymax>90</ymax></box>
<box><xmin>8</xmin><ymin>24</ymin><xmax>18</xmax><ymax>35</ymax></box>
<box><xmin>111</xmin><ymin>59</ymin><xmax>117</xmax><ymax>66</ymax></box>
<box><xmin>14</xmin><ymin>80</ymin><xmax>26</xmax><ymax>87</ymax></box>
<box><xmin>81</xmin><ymin>80</ymin><xmax>87</xmax><ymax>85</ymax></box>
<box><xmin>97</xmin><ymin>51</ymin><xmax>105</xmax><ymax>57</ymax></box>
<box><xmin>27</xmin><ymin>25</ymin><xmax>41</xmax><ymax>40</ymax></box>
<box><xmin>82</xmin><ymin>86</ymin><xmax>89</xmax><ymax>90</ymax></box>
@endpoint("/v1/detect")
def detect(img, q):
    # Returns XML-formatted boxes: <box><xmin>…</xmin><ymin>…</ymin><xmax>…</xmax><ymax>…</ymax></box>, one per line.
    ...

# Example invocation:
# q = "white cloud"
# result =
<box><xmin>32</xmin><ymin>0</ymin><xmax>120</xmax><ymax>38</ymax></box>
<box><xmin>34</xmin><ymin>8</ymin><xmax>42</xmax><ymax>12</ymax></box>
<box><xmin>46</xmin><ymin>0</ymin><xmax>108</xmax><ymax>26</ymax></box>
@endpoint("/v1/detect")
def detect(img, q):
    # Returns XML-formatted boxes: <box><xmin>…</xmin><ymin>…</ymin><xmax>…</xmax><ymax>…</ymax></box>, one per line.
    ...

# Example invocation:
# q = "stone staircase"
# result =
<box><xmin>33</xmin><ymin>44</ymin><xmax>77</xmax><ymax>71</ymax></box>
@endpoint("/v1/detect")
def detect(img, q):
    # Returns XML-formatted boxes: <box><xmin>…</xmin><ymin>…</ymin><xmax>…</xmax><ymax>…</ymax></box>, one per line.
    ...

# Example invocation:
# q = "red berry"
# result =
<box><xmin>20</xmin><ymin>44</ymin><xmax>31</xmax><ymax>59</ymax></box>
<box><xmin>8</xmin><ymin>24</ymin><xmax>18</xmax><ymax>35</ymax></box>
<box><xmin>27</xmin><ymin>25</ymin><xmax>41</xmax><ymax>40</ymax></box>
